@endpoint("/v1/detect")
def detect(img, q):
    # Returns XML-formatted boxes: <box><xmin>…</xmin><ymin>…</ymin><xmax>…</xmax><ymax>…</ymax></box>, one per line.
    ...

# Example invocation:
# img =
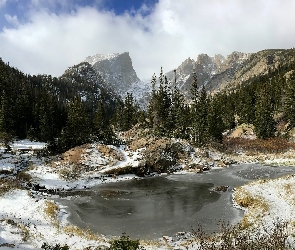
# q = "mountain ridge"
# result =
<box><xmin>61</xmin><ymin>48</ymin><xmax>295</xmax><ymax>107</ymax></box>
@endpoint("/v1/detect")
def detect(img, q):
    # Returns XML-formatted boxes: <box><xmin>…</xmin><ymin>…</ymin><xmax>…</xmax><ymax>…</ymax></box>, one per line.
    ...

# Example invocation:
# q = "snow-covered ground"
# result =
<box><xmin>233</xmin><ymin>173</ymin><xmax>295</xmax><ymax>245</ymax></box>
<box><xmin>1</xmin><ymin>139</ymin><xmax>295</xmax><ymax>249</ymax></box>
<box><xmin>0</xmin><ymin>140</ymin><xmax>200</xmax><ymax>249</ymax></box>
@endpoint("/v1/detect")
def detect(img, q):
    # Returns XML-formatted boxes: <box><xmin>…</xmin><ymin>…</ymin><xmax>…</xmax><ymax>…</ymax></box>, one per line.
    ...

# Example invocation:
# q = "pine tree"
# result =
<box><xmin>207</xmin><ymin>97</ymin><xmax>224</xmax><ymax>143</ymax></box>
<box><xmin>0</xmin><ymin>91</ymin><xmax>12</xmax><ymax>148</ymax></box>
<box><xmin>254</xmin><ymin>86</ymin><xmax>276</xmax><ymax>139</ymax></box>
<box><xmin>190</xmin><ymin>72</ymin><xmax>210</xmax><ymax>146</ymax></box>
<box><xmin>60</xmin><ymin>97</ymin><xmax>90</xmax><ymax>151</ymax></box>
<box><xmin>148</xmin><ymin>68</ymin><xmax>172</xmax><ymax>136</ymax></box>
<box><xmin>121</xmin><ymin>92</ymin><xmax>137</xmax><ymax>131</ymax></box>
<box><xmin>171</xmin><ymin>86</ymin><xmax>190</xmax><ymax>139</ymax></box>
<box><xmin>284</xmin><ymin>72</ymin><xmax>295</xmax><ymax>128</ymax></box>
<box><xmin>195</xmin><ymin>86</ymin><xmax>209</xmax><ymax>145</ymax></box>
<box><xmin>147</xmin><ymin>73</ymin><xmax>157</xmax><ymax>128</ymax></box>
<box><xmin>93</xmin><ymin>97</ymin><xmax>116</xmax><ymax>144</ymax></box>
<box><xmin>190</xmin><ymin>71</ymin><xmax>199</xmax><ymax>143</ymax></box>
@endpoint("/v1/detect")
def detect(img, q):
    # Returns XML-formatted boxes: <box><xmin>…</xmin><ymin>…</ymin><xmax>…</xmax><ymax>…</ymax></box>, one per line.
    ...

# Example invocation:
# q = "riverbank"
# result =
<box><xmin>1</xmin><ymin>139</ymin><xmax>295</xmax><ymax>249</ymax></box>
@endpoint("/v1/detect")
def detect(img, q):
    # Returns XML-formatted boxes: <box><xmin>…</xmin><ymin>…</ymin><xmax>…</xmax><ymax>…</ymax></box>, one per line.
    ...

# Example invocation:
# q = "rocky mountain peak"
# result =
<box><xmin>84</xmin><ymin>53</ymin><xmax>121</xmax><ymax>65</ymax></box>
<box><xmin>83</xmin><ymin>52</ymin><xmax>140</xmax><ymax>96</ymax></box>
<box><xmin>196</xmin><ymin>53</ymin><xmax>213</xmax><ymax>65</ymax></box>
<box><xmin>177</xmin><ymin>57</ymin><xmax>195</xmax><ymax>77</ymax></box>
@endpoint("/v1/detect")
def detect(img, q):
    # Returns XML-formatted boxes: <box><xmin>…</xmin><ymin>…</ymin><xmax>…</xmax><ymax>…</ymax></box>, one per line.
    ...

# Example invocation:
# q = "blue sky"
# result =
<box><xmin>0</xmin><ymin>0</ymin><xmax>158</xmax><ymax>28</ymax></box>
<box><xmin>0</xmin><ymin>0</ymin><xmax>295</xmax><ymax>80</ymax></box>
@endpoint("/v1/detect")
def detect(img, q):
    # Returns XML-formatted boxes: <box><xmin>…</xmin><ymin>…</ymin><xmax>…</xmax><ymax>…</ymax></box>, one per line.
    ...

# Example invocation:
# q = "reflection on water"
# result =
<box><xmin>59</xmin><ymin>164</ymin><xmax>295</xmax><ymax>239</ymax></box>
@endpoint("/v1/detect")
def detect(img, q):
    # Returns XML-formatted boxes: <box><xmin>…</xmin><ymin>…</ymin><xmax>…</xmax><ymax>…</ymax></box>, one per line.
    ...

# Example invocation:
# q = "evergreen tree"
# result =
<box><xmin>190</xmin><ymin>71</ymin><xmax>199</xmax><ymax>143</ymax></box>
<box><xmin>147</xmin><ymin>73</ymin><xmax>158</xmax><ymax>128</ymax></box>
<box><xmin>60</xmin><ymin>97</ymin><xmax>90</xmax><ymax>151</ymax></box>
<box><xmin>254</xmin><ymin>86</ymin><xmax>276</xmax><ymax>139</ymax></box>
<box><xmin>0</xmin><ymin>91</ymin><xmax>12</xmax><ymax>148</ymax></box>
<box><xmin>207</xmin><ymin>97</ymin><xmax>224</xmax><ymax>143</ymax></box>
<box><xmin>195</xmin><ymin>86</ymin><xmax>209</xmax><ymax>145</ymax></box>
<box><xmin>190</xmin><ymin>73</ymin><xmax>210</xmax><ymax>146</ymax></box>
<box><xmin>171</xmin><ymin>86</ymin><xmax>190</xmax><ymax>139</ymax></box>
<box><xmin>148</xmin><ymin>68</ymin><xmax>172</xmax><ymax>136</ymax></box>
<box><xmin>93</xmin><ymin>97</ymin><xmax>116</xmax><ymax>144</ymax></box>
<box><xmin>121</xmin><ymin>92</ymin><xmax>137</xmax><ymax>131</ymax></box>
<box><xmin>284</xmin><ymin>72</ymin><xmax>295</xmax><ymax>128</ymax></box>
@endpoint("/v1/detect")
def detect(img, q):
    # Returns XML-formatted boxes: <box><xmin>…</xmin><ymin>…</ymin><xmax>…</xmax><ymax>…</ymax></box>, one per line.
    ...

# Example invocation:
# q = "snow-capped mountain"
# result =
<box><xmin>84</xmin><ymin>52</ymin><xmax>140</xmax><ymax>93</ymax></box>
<box><xmin>83</xmin><ymin>52</ymin><xmax>152</xmax><ymax>107</ymax></box>
<box><xmin>165</xmin><ymin>52</ymin><xmax>250</xmax><ymax>98</ymax></box>
<box><xmin>61</xmin><ymin>49</ymin><xmax>295</xmax><ymax>109</ymax></box>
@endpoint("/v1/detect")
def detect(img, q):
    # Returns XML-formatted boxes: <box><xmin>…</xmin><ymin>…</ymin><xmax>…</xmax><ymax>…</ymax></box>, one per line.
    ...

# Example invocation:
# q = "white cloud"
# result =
<box><xmin>4</xmin><ymin>14</ymin><xmax>19</xmax><ymax>26</ymax></box>
<box><xmin>1</xmin><ymin>0</ymin><xmax>295</xmax><ymax>80</ymax></box>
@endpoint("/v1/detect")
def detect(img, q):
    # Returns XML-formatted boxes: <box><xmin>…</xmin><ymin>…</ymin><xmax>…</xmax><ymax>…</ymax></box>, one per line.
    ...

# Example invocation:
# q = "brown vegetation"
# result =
<box><xmin>222</xmin><ymin>137</ymin><xmax>295</xmax><ymax>154</ymax></box>
<box><xmin>234</xmin><ymin>186</ymin><xmax>269</xmax><ymax>214</ymax></box>
<box><xmin>61</xmin><ymin>145</ymin><xmax>87</xmax><ymax>164</ymax></box>
<box><xmin>97</xmin><ymin>145</ymin><xmax>124</xmax><ymax>162</ymax></box>
<box><xmin>193</xmin><ymin>220</ymin><xmax>289</xmax><ymax>250</ymax></box>
<box><xmin>63</xmin><ymin>225</ymin><xmax>105</xmax><ymax>242</ymax></box>
<box><xmin>0</xmin><ymin>179</ymin><xmax>21</xmax><ymax>196</ymax></box>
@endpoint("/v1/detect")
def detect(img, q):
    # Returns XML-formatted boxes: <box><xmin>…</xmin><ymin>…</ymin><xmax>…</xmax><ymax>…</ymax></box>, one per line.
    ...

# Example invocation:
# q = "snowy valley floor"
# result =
<box><xmin>1</xmin><ymin>140</ymin><xmax>295</xmax><ymax>249</ymax></box>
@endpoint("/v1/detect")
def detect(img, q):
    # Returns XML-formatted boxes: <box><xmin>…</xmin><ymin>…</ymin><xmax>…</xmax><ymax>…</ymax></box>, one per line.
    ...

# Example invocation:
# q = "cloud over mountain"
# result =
<box><xmin>0</xmin><ymin>0</ymin><xmax>295</xmax><ymax>80</ymax></box>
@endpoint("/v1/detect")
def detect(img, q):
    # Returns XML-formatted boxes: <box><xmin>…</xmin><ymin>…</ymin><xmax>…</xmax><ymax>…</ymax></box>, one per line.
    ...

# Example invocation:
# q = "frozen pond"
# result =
<box><xmin>59</xmin><ymin>164</ymin><xmax>295</xmax><ymax>239</ymax></box>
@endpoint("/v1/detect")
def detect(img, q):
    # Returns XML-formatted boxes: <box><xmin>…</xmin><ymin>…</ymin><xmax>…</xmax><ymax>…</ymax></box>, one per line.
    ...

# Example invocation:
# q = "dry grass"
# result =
<box><xmin>0</xmin><ymin>179</ymin><xmax>21</xmax><ymax>196</ymax></box>
<box><xmin>97</xmin><ymin>145</ymin><xmax>124</xmax><ymax>161</ymax></box>
<box><xmin>18</xmin><ymin>223</ymin><xmax>30</xmax><ymax>242</ymax></box>
<box><xmin>103</xmin><ymin>165</ymin><xmax>137</xmax><ymax>176</ymax></box>
<box><xmin>58</xmin><ymin>164</ymin><xmax>83</xmax><ymax>180</ymax></box>
<box><xmin>63</xmin><ymin>225</ymin><xmax>105</xmax><ymax>242</ymax></box>
<box><xmin>239</xmin><ymin>215</ymin><xmax>253</xmax><ymax>230</ymax></box>
<box><xmin>192</xmin><ymin>220</ymin><xmax>289</xmax><ymax>250</ymax></box>
<box><xmin>5</xmin><ymin>219</ymin><xmax>31</xmax><ymax>242</ymax></box>
<box><xmin>61</xmin><ymin>145</ymin><xmax>86</xmax><ymax>165</ymax></box>
<box><xmin>44</xmin><ymin>200</ymin><xmax>59</xmax><ymax>228</ymax></box>
<box><xmin>234</xmin><ymin>186</ymin><xmax>269</xmax><ymax>217</ymax></box>
<box><xmin>228</xmin><ymin>123</ymin><xmax>256</xmax><ymax>139</ymax></box>
<box><xmin>17</xmin><ymin>171</ymin><xmax>32</xmax><ymax>182</ymax></box>
<box><xmin>223</xmin><ymin>137</ymin><xmax>295</xmax><ymax>154</ymax></box>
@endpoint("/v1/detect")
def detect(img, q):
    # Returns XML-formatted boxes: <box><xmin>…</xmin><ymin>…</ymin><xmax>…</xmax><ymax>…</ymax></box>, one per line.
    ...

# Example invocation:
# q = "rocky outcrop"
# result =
<box><xmin>165</xmin><ymin>51</ymin><xmax>250</xmax><ymax>98</ymax></box>
<box><xmin>141</xmin><ymin>138</ymin><xmax>190</xmax><ymax>173</ymax></box>
<box><xmin>165</xmin><ymin>48</ymin><xmax>295</xmax><ymax>98</ymax></box>
<box><xmin>84</xmin><ymin>52</ymin><xmax>142</xmax><ymax>98</ymax></box>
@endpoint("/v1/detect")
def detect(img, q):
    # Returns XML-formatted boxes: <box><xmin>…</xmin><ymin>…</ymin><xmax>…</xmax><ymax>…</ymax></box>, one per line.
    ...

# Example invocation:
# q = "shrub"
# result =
<box><xmin>0</xmin><ymin>179</ymin><xmax>21</xmax><ymax>196</ymax></box>
<box><xmin>63</xmin><ymin>225</ymin><xmax>103</xmax><ymax>241</ymax></box>
<box><xmin>41</xmin><ymin>242</ymin><xmax>69</xmax><ymax>250</ymax></box>
<box><xmin>17</xmin><ymin>171</ymin><xmax>32</xmax><ymax>182</ymax></box>
<box><xmin>44</xmin><ymin>200</ymin><xmax>60</xmax><ymax>228</ymax></box>
<box><xmin>192</xmin><ymin>220</ymin><xmax>290</xmax><ymax>250</ymax></box>
<box><xmin>222</xmin><ymin>137</ymin><xmax>295</xmax><ymax>154</ymax></box>
<box><xmin>109</xmin><ymin>233</ymin><xmax>144</xmax><ymax>250</ymax></box>
<box><xmin>0</xmin><ymin>169</ymin><xmax>13</xmax><ymax>175</ymax></box>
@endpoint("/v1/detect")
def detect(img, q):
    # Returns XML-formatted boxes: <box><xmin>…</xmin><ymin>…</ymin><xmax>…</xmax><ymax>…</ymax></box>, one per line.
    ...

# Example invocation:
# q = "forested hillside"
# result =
<box><xmin>0</xmin><ymin>58</ymin><xmax>120</xmax><ymax>152</ymax></box>
<box><xmin>1</xmin><ymin>48</ymin><xmax>295</xmax><ymax>154</ymax></box>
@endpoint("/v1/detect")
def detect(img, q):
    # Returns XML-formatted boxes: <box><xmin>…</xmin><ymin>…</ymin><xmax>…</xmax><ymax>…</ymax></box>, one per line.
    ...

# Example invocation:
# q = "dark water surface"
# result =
<box><xmin>58</xmin><ymin>164</ymin><xmax>295</xmax><ymax>239</ymax></box>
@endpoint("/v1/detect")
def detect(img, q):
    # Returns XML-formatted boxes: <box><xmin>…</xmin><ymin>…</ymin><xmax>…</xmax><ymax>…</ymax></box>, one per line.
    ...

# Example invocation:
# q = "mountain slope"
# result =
<box><xmin>62</xmin><ymin>48</ymin><xmax>295</xmax><ymax>108</ymax></box>
<box><xmin>165</xmin><ymin>51</ymin><xmax>250</xmax><ymax>97</ymax></box>
<box><xmin>84</xmin><ymin>52</ymin><xmax>139</xmax><ymax>93</ymax></box>
<box><xmin>166</xmin><ymin>48</ymin><xmax>295</xmax><ymax>98</ymax></box>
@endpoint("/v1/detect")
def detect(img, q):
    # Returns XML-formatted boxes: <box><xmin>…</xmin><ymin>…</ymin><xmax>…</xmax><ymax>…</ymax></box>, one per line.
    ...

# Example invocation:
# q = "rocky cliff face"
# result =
<box><xmin>165</xmin><ymin>51</ymin><xmax>250</xmax><ymax>97</ymax></box>
<box><xmin>167</xmin><ymin>49</ymin><xmax>295</xmax><ymax>97</ymax></box>
<box><xmin>84</xmin><ymin>52</ymin><xmax>142</xmax><ymax>96</ymax></box>
<box><xmin>61</xmin><ymin>48</ymin><xmax>295</xmax><ymax>108</ymax></box>
<box><xmin>83</xmin><ymin>52</ymin><xmax>152</xmax><ymax>107</ymax></box>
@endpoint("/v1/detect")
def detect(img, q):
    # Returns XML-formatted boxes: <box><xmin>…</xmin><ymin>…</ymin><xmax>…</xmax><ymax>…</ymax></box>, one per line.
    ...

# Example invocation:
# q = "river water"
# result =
<box><xmin>58</xmin><ymin>164</ymin><xmax>295</xmax><ymax>239</ymax></box>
